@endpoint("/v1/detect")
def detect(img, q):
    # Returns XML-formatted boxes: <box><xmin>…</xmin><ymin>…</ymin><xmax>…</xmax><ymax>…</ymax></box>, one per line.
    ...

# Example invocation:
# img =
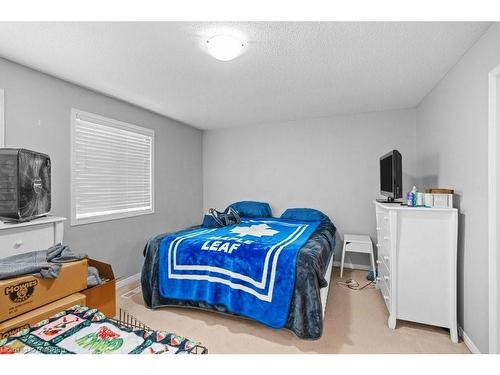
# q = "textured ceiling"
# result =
<box><xmin>0</xmin><ymin>22</ymin><xmax>491</xmax><ymax>129</ymax></box>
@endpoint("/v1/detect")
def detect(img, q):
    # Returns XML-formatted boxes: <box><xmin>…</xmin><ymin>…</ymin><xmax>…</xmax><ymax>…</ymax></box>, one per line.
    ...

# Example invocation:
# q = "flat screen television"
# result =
<box><xmin>379</xmin><ymin>150</ymin><xmax>402</xmax><ymax>202</ymax></box>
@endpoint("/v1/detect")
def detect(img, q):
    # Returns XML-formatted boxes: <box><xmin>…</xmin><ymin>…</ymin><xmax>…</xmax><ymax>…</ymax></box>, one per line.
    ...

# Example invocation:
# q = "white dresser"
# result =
<box><xmin>374</xmin><ymin>201</ymin><xmax>458</xmax><ymax>342</ymax></box>
<box><xmin>0</xmin><ymin>216</ymin><xmax>66</xmax><ymax>259</ymax></box>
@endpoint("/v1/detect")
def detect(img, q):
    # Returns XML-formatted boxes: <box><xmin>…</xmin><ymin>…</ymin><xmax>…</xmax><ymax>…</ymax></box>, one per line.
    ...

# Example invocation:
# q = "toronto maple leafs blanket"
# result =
<box><xmin>158</xmin><ymin>218</ymin><xmax>320</xmax><ymax>328</ymax></box>
<box><xmin>142</xmin><ymin>218</ymin><xmax>336</xmax><ymax>339</ymax></box>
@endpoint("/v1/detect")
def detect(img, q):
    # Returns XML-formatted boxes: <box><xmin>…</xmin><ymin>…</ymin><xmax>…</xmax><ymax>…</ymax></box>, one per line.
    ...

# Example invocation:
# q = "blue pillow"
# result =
<box><xmin>280</xmin><ymin>208</ymin><xmax>330</xmax><ymax>222</ymax></box>
<box><xmin>227</xmin><ymin>201</ymin><xmax>272</xmax><ymax>218</ymax></box>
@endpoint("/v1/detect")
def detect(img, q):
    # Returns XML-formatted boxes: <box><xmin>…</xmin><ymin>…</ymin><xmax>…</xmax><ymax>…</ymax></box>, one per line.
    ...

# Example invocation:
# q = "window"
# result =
<box><xmin>71</xmin><ymin>109</ymin><xmax>154</xmax><ymax>225</ymax></box>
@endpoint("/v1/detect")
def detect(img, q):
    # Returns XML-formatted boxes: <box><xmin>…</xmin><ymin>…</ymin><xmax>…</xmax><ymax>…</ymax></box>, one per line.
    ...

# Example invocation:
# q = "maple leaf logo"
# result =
<box><xmin>230</xmin><ymin>224</ymin><xmax>279</xmax><ymax>238</ymax></box>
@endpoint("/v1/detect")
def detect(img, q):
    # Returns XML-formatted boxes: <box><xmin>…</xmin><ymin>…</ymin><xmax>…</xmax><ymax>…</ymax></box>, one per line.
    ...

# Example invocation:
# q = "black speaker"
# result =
<box><xmin>0</xmin><ymin>148</ymin><xmax>51</xmax><ymax>222</ymax></box>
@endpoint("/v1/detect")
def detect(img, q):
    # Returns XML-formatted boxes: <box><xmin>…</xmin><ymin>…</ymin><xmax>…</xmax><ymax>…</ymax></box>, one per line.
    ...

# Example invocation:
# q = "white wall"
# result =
<box><xmin>203</xmin><ymin>109</ymin><xmax>416</xmax><ymax>265</ymax></box>
<box><xmin>416</xmin><ymin>23</ymin><xmax>500</xmax><ymax>353</ymax></box>
<box><xmin>0</xmin><ymin>57</ymin><xmax>203</xmax><ymax>279</ymax></box>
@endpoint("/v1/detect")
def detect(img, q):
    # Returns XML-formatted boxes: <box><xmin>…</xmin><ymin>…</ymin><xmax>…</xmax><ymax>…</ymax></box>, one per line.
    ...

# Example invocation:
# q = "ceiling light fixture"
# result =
<box><xmin>206</xmin><ymin>35</ymin><xmax>245</xmax><ymax>61</ymax></box>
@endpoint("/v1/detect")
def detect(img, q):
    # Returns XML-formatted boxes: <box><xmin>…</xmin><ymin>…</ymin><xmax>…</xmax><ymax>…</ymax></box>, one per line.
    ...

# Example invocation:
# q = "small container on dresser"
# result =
<box><xmin>374</xmin><ymin>201</ymin><xmax>458</xmax><ymax>343</ymax></box>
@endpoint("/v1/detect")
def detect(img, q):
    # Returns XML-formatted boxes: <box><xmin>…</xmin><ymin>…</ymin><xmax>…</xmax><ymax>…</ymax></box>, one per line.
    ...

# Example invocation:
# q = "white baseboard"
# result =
<box><xmin>116</xmin><ymin>272</ymin><xmax>141</xmax><ymax>290</ymax></box>
<box><xmin>458</xmin><ymin>326</ymin><xmax>481</xmax><ymax>354</ymax></box>
<box><xmin>333</xmin><ymin>261</ymin><xmax>372</xmax><ymax>271</ymax></box>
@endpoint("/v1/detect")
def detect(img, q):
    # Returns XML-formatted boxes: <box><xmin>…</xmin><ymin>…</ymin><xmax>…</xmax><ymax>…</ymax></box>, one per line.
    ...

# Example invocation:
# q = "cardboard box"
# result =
<box><xmin>0</xmin><ymin>292</ymin><xmax>86</xmax><ymax>339</ymax></box>
<box><xmin>81</xmin><ymin>258</ymin><xmax>116</xmax><ymax>317</ymax></box>
<box><xmin>425</xmin><ymin>188</ymin><xmax>455</xmax><ymax>194</ymax></box>
<box><xmin>0</xmin><ymin>259</ymin><xmax>88</xmax><ymax>322</ymax></box>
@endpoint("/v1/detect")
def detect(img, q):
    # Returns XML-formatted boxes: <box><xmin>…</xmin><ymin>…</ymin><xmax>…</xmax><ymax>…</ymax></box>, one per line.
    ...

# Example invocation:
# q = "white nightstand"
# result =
<box><xmin>340</xmin><ymin>234</ymin><xmax>375</xmax><ymax>278</ymax></box>
<box><xmin>0</xmin><ymin>216</ymin><xmax>66</xmax><ymax>259</ymax></box>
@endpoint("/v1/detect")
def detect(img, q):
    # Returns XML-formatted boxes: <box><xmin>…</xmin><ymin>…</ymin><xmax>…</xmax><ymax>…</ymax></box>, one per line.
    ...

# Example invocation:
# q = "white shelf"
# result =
<box><xmin>0</xmin><ymin>216</ymin><xmax>66</xmax><ymax>230</ymax></box>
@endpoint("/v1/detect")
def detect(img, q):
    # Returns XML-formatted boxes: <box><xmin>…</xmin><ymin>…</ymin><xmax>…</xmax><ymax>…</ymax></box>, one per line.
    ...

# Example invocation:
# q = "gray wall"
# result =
<box><xmin>203</xmin><ymin>109</ymin><xmax>417</xmax><ymax>265</ymax></box>
<box><xmin>0</xmin><ymin>57</ymin><xmax>203</xmax><ymax>279</ymax></box>
<box><xmin>416</xmin><ymin>23</ymin><xmax>500</xmax><ymax>353</ymax></box>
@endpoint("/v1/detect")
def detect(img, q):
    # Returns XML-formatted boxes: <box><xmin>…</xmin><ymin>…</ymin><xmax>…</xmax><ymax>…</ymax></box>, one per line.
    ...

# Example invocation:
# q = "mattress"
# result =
<box><xmin>141</xmin><ymin>219</ymin><xmax>336</xmax><ymax>340</ymax></box>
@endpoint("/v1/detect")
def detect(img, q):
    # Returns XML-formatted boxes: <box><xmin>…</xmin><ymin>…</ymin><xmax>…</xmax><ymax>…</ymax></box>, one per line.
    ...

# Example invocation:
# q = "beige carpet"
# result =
<box><xmin>116</xmin><ymin>267</ymin><xmax>470</xmax><ymax>354</ymax></box>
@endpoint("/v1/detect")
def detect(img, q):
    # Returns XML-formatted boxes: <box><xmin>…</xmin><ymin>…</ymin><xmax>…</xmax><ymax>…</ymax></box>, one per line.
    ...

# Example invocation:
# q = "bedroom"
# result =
<box><xmin>0</xmin><ymin>0</ymin><xmax>498</xmax><ymax>372</ymax></box>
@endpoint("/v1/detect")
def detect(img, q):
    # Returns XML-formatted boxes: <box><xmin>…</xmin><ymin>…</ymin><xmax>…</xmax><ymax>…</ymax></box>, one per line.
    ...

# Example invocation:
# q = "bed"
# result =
<box><xmin>141</xmin><ymin>210</ymin><xmax>336</xmax><ymax>340</ymax></box>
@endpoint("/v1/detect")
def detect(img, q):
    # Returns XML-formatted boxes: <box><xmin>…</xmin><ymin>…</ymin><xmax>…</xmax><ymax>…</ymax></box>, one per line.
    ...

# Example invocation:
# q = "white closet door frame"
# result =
<box><xmin>488</xmin><ymin>65</ymin><xmax>500</xmax><ymax>354</ymax></box>
<box><xmin>0</xmin><ymin>89</ymin><xmax>4</xmax><ymax>147</ymax></box>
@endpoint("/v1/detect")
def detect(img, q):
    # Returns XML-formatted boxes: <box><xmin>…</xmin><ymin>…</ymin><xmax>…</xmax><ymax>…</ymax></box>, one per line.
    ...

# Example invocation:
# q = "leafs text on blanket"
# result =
<box><xmin>201</xmin><ymin>240</ymin><xmax>240</xmax><ymax>254</ymax></box>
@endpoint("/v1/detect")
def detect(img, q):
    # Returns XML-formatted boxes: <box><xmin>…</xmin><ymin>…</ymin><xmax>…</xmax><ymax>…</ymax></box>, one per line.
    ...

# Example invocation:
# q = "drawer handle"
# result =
<box><xmin>384</xmin><ymin>276</ymin><xmax>390</xmax><ymax>281</ymax></box>
<box><xmin>383</xmin><ymin>255</ymin><xmax>390</xmax><ymax>261</ymax></box>
<box><xmin>13</xmin><ymin>240</ymin><xmax>23</xmax><ymax>248</ymax></box>
<box><xmin>376</xmin><ymin>243</ymin><xmax>381</xmax><ymax>248</ymax></box>
<box><xmin>376</xmin><ymin>260</ymin><xmax>382</xmax><ymax>264</ymax></box>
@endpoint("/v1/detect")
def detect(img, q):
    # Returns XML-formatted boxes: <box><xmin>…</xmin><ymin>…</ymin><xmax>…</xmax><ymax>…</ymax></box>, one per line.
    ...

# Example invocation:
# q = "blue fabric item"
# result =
<box><xmin>280</xmin><ymin>208</ymin><xmax>330</xmax><ymax>222</ymax></box>
<box><xmin>367</xmin><ymin>270</ymin><xmax>376</xmax><ymax>281</ymax></box>
<box><xmin>158</xmin><ymin>218</ymin><xmax>320</xmax><ymax>328</ymax></box>
<box><xmin>142</xmin><ymin>219</ymin><xmax>337</xmax><ymax>339</ymax></box>
<box><xmin>201</xmin><ymin>214</ymin><xmax>220</xmax><ymax>228</ymax></box>
<box><xmin>227</xmin><ymin>201</ymin><xmax>272</xmax><ymax>218</ymax></box>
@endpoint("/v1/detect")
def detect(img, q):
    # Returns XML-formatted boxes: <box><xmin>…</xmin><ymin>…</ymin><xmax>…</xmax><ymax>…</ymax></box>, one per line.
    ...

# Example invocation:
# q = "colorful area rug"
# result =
<box><xmin>0</xmin><ymin>305</ymin><xmax>204</xmax><ymax>354</ymax></box>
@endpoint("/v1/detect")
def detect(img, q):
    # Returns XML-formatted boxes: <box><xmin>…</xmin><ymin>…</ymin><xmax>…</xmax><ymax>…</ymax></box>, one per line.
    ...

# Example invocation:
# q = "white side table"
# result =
<box><xmin>340</xmin><ymin>234</ymin><xmax>375</xmax><ymax>278</ymax></box>
<box><xmin>0</xmin><ymin>216</ymin><xmax>66</xmax><ymax>259</ymax></box>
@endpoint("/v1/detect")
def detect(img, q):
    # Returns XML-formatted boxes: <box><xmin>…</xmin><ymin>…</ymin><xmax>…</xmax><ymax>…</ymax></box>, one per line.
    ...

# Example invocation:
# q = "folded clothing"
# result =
<box><xmin>86</xmin><ymin>266</ymin><xmax>102</xmax><ymax>287</ymax></box>
<box><xmin>0</xmin><ymin>244</ymin><xmax>87</xmax><ymax>280</ymax></box>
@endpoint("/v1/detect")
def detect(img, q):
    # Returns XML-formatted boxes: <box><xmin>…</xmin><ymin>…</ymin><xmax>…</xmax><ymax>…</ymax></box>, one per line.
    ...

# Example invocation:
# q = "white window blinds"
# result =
<box><xmin>71</xmin><ymin>109</ymin><xmax>154</xmax><ymax>225</ymax></box>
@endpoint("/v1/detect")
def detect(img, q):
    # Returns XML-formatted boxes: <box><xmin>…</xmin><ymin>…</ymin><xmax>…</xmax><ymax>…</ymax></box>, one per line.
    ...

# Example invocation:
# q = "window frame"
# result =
<box><xmin>70</xmin><ymin>108</ymin><xmax>155</xmax><ymax>226</ymax></box>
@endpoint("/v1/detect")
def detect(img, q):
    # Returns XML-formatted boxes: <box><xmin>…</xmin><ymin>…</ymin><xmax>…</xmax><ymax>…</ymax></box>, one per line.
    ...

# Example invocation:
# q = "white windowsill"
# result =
<box><xmin>70</xmin><ymin>207</ymin><xmax>154</xmax><ymax>226</ymax></box>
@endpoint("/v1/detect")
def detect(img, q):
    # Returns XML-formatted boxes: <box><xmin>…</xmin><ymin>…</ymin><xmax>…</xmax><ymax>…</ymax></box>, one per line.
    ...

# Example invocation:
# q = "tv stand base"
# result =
<box><xmin>376</xmin><ymin>198</ymin><xmax>403</xmax><ymax>204</ymax></box>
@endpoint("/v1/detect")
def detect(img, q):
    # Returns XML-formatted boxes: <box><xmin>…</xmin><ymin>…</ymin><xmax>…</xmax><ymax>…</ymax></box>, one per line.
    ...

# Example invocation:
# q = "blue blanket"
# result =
<box><xmin>158</xmin><ymin>218</ymin><xmax>320</xmax><ymax>328</ymax></box>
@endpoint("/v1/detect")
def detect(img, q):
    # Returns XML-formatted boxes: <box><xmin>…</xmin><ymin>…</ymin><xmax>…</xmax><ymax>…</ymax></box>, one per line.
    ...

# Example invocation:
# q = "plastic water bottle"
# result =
<box><xmin>412</xmin><ymin>186</ymin><xmax>418</xmax><ymax>206</ymax></box>
<box><xmin>407</xmin><ymin>186</ymin><xmax>417</xmax><ymax>207</ymax></box>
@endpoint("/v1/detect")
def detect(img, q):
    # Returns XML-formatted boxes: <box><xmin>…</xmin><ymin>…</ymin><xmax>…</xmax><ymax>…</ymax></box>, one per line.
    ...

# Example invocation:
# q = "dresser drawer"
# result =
<box><xmin>378</xmin><ymin>246</ymin><xmax>391</xmax><ymax>270</ymax></box>
<box><xmin>0</xmin><ymin>223</ymin><xmax>55</xmax><ymax>259</ymax></box>
<box><xmin>377</xmin><ymin>259</ymin><xmax>391</xmax><ymax>286</ymax></box>
<box><xmin>376</xmin><ymin>211</ymin><xmax>390</xmax><ymax>232</ymax></box>
<box><xmin>376</xmin><ymin>214</ymin><xmax>391</xmax><ymax>250</ymax></box>
<box><xmin>379</xmin><ymin>278</ymin><xmax>391</xmax><ymax>312</ymax></box>
<box><xmin>376</xmin><ymin>236</ymin><xmax>391</xmax><ymax>265</ymax></box>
